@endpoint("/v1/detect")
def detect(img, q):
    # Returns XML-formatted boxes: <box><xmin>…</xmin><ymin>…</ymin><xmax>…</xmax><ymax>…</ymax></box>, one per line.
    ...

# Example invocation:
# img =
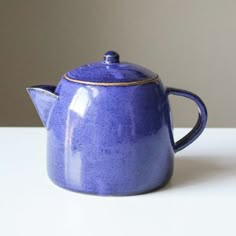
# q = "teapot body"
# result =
<box><xmin>47</xmin><ymin>78</ymin><xmax>174</xmax><ymax>195</ymax></box>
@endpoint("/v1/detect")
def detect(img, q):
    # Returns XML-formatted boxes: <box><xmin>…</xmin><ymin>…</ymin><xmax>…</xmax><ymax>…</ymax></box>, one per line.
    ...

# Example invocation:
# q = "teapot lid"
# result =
<box><xmin>64</xmin><ymin>51</ymin><xmax>158</xmax><ymax>85</ymax></box>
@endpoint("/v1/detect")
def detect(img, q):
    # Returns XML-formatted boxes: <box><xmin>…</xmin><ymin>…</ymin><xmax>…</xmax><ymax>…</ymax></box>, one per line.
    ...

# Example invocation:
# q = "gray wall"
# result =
<box><xmin>1</xmin><ymin>0</ymin><xmax>235</xmax><ymax>127</ymax></box>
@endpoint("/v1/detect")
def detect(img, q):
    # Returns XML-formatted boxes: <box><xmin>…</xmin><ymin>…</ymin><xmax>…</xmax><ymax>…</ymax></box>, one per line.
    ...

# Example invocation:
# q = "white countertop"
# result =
<box><xmin>0</xmin><ymin>128</ymin><xmax>235</xmax><ymax>236</ymax></box>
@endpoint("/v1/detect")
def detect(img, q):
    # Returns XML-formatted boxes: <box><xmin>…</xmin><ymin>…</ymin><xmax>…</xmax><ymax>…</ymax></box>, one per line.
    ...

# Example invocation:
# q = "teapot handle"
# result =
<box><xmin>166</xmin><ymin>87</ymin><xmax>208</xmax><ymax>152</ymax></box>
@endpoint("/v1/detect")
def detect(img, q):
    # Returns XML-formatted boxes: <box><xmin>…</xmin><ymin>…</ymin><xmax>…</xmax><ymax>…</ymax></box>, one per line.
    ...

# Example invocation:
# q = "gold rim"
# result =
<box><xmin>63</xmin><ymin>74</ymin><xmax>159</xmax><ymax>86</ymax></box>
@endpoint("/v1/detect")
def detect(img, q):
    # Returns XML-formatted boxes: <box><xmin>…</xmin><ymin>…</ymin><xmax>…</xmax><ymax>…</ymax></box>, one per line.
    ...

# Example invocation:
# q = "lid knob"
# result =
<box><xmin>104</xmin><ymin>51</ymin><xmax>120</xmax><ymax>64</ymax></box>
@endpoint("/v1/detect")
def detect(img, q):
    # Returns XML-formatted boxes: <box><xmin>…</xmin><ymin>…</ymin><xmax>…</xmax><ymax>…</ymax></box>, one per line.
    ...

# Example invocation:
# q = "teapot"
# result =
<box><xmin>27</xmin><ymin>51</ymin><xmax>207</xmax><ymax>195</ymax></box>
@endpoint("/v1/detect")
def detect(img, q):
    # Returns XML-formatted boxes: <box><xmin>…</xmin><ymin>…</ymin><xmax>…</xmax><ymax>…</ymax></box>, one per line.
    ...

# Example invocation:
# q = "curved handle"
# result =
<box><xmin>167</xmin><ymin>87</ymin><xmax>208</xmax><ymax>152</ymax></box>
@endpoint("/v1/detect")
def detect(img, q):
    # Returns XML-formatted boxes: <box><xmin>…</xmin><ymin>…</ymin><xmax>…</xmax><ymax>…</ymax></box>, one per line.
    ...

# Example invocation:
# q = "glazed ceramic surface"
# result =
<box><xmin>27</xmin><ymin>51</ymin><xmax>207</xmax><ymax>195</ymax></box>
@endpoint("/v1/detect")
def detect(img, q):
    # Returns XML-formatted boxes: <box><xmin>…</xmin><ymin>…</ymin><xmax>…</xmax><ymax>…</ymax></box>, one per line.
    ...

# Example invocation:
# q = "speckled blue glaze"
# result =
<box><xmin>27</xmin><ymin>51</ymin><xmax>207</xmax><ymax>195</ymax></box>
<box><xmin>67</xmin><ymin>51</ymin><xmax>157</xmax><ymax>83</ymax></box>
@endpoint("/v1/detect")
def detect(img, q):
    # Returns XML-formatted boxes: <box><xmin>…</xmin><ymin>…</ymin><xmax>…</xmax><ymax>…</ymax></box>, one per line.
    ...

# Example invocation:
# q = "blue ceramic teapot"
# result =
<box><xmin>27</xmin><ymin>51</ymin><xmax>207</xmax><ymax>195</ymax></box>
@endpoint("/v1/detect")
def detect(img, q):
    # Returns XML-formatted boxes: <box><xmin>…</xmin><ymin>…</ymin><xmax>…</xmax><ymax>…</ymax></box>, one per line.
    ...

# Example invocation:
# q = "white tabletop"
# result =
<box><xmin>0</xmin><ymin>128</ymin><xmax>235</xmax><ymax>236</ymax></box>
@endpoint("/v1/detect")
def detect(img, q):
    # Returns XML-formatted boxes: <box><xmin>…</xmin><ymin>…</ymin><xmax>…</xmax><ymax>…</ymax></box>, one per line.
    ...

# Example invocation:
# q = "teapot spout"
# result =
<box><xmin>26</xmin><ymin>85</ymin><xmax>58</xmax><ymax>127</ymax></box>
